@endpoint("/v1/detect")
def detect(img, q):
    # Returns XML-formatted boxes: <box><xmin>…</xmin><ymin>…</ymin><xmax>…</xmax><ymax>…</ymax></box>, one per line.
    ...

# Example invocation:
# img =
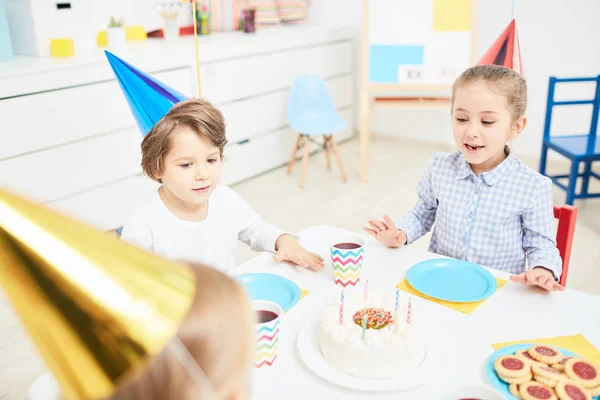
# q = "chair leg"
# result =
<box><xmin>539</xmin><ymin>143</ymin><xmax>549</xmax><ymax>176</ymax></box>
<box><xmin>287</xmin><ymin>134</ymin><xmax>303</xmax><ymax>174</ymax></box>
<box><xmin>566</xmin><ymin>160</ymin><xmax>579</xmax><ymax>206</ymax></box>
<box><xmin>300</xmin><ymin>136</ymin><xmax>311</xmax><ymax>188</ymax></box>
<box><xmin>324</xmin><ymin>135</ymin><xmax>332</xmax><ymax>170</ymax></box>
<box><xmin>581</xmin><ymin>160</ymin><xmax>592</xmax><ymax>196</ymax></box>
<box><xmin>330</xmin><ymin>135</ymin><xmax>348</xmax><ymax>182</ymax></box>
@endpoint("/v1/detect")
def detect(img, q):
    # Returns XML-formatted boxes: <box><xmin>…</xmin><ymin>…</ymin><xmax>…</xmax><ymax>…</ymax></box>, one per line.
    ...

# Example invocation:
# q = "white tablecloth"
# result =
<box><xmin>233</xmin><ymin>225</ymin><xmax>600</xmax><ymax>400</ymax></box>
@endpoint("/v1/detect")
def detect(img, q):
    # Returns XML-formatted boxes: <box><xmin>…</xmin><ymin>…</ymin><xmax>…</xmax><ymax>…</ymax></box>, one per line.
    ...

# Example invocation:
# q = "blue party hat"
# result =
<box><xmin>105</xmin><ymin>50</ymin><xmax>188</xmax><ymax>136</ymax></box>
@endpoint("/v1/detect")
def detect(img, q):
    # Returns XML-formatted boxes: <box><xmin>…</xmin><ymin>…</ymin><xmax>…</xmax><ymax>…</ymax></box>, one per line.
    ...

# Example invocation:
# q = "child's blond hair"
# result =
<box><xmin>452</xmin><ymin>65</ymin><xmax>528</xmax><ymax>121</ymax></box>
<box><xmin>108</xmin><ymin>263</ymin><xmax>254</xmax><ymax>399</ymax></box>
<box><xmin>141</xmin><ymin>99</ymin><xmax>229</xmax><ymax>183</ymax></box>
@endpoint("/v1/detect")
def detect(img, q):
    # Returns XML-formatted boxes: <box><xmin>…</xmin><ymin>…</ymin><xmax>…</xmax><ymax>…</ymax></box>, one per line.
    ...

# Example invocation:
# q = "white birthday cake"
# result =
<box><xmin>319</xmin><ymin>290</ymin><xmax>426</xmax><ymax>379</ymax></box>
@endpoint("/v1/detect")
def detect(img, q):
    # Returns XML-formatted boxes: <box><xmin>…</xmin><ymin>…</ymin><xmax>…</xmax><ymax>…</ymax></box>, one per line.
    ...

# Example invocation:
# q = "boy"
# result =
<box><xmin>121</xmin><ymin>99</ymin><xmax>324</xmax><ymax>272</ymax></box>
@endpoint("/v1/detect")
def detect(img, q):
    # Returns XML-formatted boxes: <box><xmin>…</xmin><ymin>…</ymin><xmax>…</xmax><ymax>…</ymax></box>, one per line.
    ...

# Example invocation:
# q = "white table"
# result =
<box><xmin>234</xmin><ymin>225</ymin><xmax>600</xmax><ymax>400</ymax></box>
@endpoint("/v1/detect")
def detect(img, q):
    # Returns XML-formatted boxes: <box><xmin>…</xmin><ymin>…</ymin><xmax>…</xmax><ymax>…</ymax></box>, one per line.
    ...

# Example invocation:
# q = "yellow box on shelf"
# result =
<box><xmin>125</xmin><ymin>26</ymin><xmax>147</xmax><ymax>41</ymax></box>
<box><xmin>97</xmin><ymin>26</ymin><xmax>146</xmax><ymax>47</ymax></box>
<box><xmin>50</xmin><ymin>38</ymin><xmax>75</xmax><ymax>57</ymax></box>
<box><xmin>97</xmin><ymin>31</ymin><xmax>108</xmax><ymax>47</ymax></box>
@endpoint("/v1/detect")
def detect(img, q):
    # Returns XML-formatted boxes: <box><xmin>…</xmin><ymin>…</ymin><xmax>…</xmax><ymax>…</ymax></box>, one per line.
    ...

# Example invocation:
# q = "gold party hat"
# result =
<box><xmin>0</xmin><ymin>188</ymin><xmax>195</xmax><ymax>399</ymax></box>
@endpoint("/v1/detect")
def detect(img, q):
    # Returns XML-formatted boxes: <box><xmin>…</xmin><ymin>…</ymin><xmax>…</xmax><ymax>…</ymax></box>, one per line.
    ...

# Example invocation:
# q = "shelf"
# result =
<box><xmin>373</xmin><ymin>96</ymin><xmax>451</xmax><ymax>109</ymax></box>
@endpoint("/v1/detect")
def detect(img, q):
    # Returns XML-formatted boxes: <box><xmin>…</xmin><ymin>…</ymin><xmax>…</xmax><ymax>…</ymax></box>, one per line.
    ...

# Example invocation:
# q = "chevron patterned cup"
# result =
<box><xmin>252</xmin><ymin>300</ymin><xmax>282</xmax><ymax>369</ymax></box>
<box><xmin>330</xmin><ymin>236</ymin><xmax>365</xmax><ymax>288</ymax></box>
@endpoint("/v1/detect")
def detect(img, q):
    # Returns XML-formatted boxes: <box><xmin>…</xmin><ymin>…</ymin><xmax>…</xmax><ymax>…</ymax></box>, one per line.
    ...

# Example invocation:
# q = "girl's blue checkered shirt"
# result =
<box><xmin>395</xmin><ymin>149</ymin><xmax>562</xmax><ymax>279</ymax></box>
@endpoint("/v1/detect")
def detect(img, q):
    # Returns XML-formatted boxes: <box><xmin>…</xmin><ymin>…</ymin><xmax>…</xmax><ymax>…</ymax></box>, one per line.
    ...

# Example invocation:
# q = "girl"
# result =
<box><xmin>365</xmin><ymin>65</ymin><xmax>563</xmax><ymax>292</ymax></box>
<box><xmin>108</xmin><ymin>263</ymin><xmax>254</xmax><ymax>400</ymax></box>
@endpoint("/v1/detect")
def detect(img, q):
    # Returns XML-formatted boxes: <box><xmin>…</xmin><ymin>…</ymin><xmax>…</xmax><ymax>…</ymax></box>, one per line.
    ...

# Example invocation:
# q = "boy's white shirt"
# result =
<box><xmin>120</xmin><ymin>185</ymin><xmax>286</xmax><ymax>272</ymax></box>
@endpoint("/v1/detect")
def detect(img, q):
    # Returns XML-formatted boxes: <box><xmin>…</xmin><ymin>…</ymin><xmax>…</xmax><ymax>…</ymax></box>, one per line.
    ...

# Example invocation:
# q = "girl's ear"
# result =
<box><xmin>510</xmin><ymin>116</ymin><xmax>527</xmax><ymax>139</ymax></box>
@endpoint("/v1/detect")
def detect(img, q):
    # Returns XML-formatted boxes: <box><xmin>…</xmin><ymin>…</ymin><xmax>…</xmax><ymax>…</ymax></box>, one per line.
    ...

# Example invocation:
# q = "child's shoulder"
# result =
<box><xmin>126</xmin><ymin>190</ymin><xmax>163</xmax><ymax>221</ymax></box>
<box><xmin>210</xmin><ymin>185</ymin><xmax>250</xmax><ymax>210</ymax></box>
<box><xmin>426</xmin><ymin>151</ymin><xmax>464</xmax><ymax>173</ymax></box>
<box><xmin>430</xmin><ymin>151</ymin><xmax>462</xmax><ymax>164</ymax></box>
<box><xmin>508</xmin><ymin>156</ymin><xmax>552</xmax><ymax>188</ymax></box>
<box><xmin>211</xmin><ymin>185</ymin><xmax>238</xmax><ymax>201</ymax></box>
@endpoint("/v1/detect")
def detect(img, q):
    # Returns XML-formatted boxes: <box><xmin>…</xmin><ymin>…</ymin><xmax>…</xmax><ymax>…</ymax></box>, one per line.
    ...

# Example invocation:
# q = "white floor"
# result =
<box><xmin>233</xmin><ymin>134</ymin><xmax>600</xmax><ymax>297</ymax></box>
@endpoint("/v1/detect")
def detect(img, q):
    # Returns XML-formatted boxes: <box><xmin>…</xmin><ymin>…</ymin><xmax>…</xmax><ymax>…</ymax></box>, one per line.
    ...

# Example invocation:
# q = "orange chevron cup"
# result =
<box><xmin>330</xmin><ymin>236</ymin><xmax>365</xmax><ymax>288</ymax></box>
<box><xmin>253</xmin><ymin>300</ymin><xmax>282</xmax><ymax>368</ymax></box>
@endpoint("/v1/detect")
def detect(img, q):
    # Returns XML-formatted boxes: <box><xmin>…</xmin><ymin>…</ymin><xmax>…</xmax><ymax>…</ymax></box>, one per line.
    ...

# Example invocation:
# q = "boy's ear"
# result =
<box><xmin>151</xmin><ymin>171</ymin><xmax>163</xmax><ymax>184</ymax></box>
<box><xmin>152</xmin><ymin>162</ymin><xmax>163</xmax><ymax>182</ymax></box>
<box><xmin>510</xmin><ymin>116</ymin><xmax>527</xmax><ymax>139</ymax></box>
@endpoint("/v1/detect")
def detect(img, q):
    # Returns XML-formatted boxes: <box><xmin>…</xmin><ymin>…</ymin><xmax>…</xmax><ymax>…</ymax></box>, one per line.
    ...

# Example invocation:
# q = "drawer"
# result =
<box><xmin>0</xmin><ymin>67</ymin><xmax>192</xmax><ymax>160</ymax></box>
<box><xmin>221</xmin><ymin>128</ymin><xmax>297</xmax><ymax>186</ymax></box>
<box><xmin>48</xmin><ymin>174</ymin><xmax>159</xmax><ymax>231</ymax></box>
<box><xmin>201</xmin><ymin>41</ymin><xmax>352</xmax><ymax>104</ymax></box>
<box><xmin>0</xmin><ymin>128</ymin><xmax>143</xmax><ymax>203</ymax></box>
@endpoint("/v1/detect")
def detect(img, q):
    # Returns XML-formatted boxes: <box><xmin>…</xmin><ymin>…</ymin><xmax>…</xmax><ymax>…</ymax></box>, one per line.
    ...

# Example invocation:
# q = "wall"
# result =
<box><xmin>306</xmin><ymin>0</ymin><xmax>600</xmax><ymax>159</ymax></box>
<box><xmin>91</xmin><ymin>0</ymin><xmax>193</xmax><ymax>31</ymax></box>
<box><xmin>6</xmin><ymin>0</ymin><xmax>599</xmax><ymax>156</ymax></box>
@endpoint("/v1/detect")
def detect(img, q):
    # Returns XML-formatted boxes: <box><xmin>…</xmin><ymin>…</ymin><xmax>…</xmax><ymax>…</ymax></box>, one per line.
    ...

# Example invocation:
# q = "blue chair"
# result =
<box><xmin>286</xmin><ymin>75</ymin><xmax>348</xmax><ymax>187</ymax></box>
<box><xmin>539</xmin><ymin>75</ymin><xmax>600</xmax><ymax>205</ymax></box>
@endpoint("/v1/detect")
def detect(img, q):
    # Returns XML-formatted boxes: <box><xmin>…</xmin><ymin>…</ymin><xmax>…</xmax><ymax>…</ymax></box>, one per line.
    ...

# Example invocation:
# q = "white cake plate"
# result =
<box><xmin>296</xmin><ymin>318</ymin><xmax>433</xmax><ymax>392</ymax></box>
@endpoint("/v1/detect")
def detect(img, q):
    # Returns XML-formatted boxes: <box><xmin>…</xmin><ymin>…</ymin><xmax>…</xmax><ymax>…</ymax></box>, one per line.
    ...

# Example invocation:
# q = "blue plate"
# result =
<box><xmin>235</xmin><ymin>273</ymin><xmax>301</xmax><ymax>312</ymax></box>
<box><xmin>406</xmin><ymin>259</ymin><xmax>497</xmax><ymax>303</ymax></box>
<box><xmin>486</xmin><ymin>343</ymin><xmax>600</xmax><ymax>400</ymax></box>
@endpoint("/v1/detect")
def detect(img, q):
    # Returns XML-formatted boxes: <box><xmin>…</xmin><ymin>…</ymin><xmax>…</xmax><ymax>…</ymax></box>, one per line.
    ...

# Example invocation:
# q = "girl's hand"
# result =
<box><xmin>363</xmin><ymin>215</ymin><xmax>407</xmax><ymax>248</ymax></box>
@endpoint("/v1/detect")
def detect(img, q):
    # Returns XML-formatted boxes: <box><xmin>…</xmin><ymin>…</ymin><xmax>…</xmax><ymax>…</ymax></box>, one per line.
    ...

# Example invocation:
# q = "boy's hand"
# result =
<box><xmin>510</xmin><ymin>267</ymin><xmax>565</xmax><ymax>292</ymax></box>
<box><xmin>363</xmin><ymin>215</ymin><xmax>406</xmax><ymax>248</ymax></box>
<box><xmin>274</xmin><ymin>235</ymin><xmax>324</xmax><ymax>271</ymax></box>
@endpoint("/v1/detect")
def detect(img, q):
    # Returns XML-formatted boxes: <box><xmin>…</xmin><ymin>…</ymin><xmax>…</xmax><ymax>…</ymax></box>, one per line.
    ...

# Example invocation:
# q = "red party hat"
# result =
<box><xmin>477</xmin><ymin>19</ymin><xmax>523</xmax><ymax>75</ymax></box>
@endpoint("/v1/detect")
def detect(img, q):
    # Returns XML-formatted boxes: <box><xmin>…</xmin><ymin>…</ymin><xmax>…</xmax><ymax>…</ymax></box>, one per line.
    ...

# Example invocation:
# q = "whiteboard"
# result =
<box><xmin>368</xmin><ymin>0</ymin><xmax>475</xmax><ymax>85</ymax></box>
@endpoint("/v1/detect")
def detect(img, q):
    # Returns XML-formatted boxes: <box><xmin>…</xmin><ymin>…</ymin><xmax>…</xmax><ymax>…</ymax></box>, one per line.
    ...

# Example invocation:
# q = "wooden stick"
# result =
<box><xmin>300</xmin><ymin>136</ymin><xmax>310</xmax><ymax>188</ymax></box>
<box><xmin>287</xmin><ymin>134</ymin><xmax>302</xmax><ymax>174</ymax></box>
<box><xmin>470</xmin><ymin>0</ymin><xmax>479</xmax><ymax>65</ymax></box>
<box><xmin>192</xmin><ymin>0</ymin><xmax>202</xmax><ymax>97</ymax></box>
<box><xmin>359</xmin><ymin>0</ymin><xmax>371</xmax><ymax>182</ymax></box>
<box><xmin>330</xmin><ymin>136</ymin><xmax>347</xmax><ymax>182</ymax></box>
<box><xmin>324</xmin><ymin>135</ymin><xmax>332</xmax><ymax>170</ymax></box>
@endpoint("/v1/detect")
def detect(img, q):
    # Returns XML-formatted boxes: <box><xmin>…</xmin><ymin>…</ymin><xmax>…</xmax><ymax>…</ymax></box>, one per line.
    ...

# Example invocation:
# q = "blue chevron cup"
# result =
<box><xmin>330</xmin><ymin>236</ymin><xmax>365</xmax><ymax>288</ymax></box>
<box><xmin>253</xmin><ymin>300</ymin><xmax>282</xmax><ymax>368</ymax></box>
